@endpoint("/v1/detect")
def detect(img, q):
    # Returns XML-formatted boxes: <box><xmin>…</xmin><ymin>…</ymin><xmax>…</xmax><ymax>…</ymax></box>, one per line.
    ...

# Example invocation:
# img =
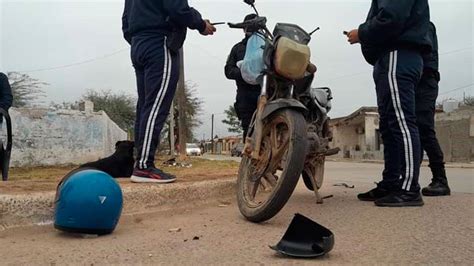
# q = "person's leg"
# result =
<box><xmin>240</xmin><ymin>90</ymin><xmax>259</xmax><ymax>141</ymax></box>
<box><xmin>375</xmin><ymin>49</ymin><xmax>424</xmax><ymax>207</ymax></box>
<box><xmin>131</xmin><ymin>36</ymin><xmax>179</xmax><ymax>183</ymax></box>
<box><xmin>416</xmin><ymin>72</ymin><xmax>450</xmax><ymax>196</ymax></box>
<box><xmin>377</xmin><ymin>96</ymin><xmax>402</xmax><ymax>190</ymax></box>
<box><xmin>141</xmin><ymin>50</ymin><xmax>179</xmax><ymax>167</ymax></box>
<box><xmin>241</xmin><ymin>115</ymin><xmax>251</xmax><ymax>142</ymax></box>
<box><xmin>358</xmin><ymin>55</ymin><xmax>401</xmax><ymax>201</ymax></box>
<box><xmin>133</xmin><ymin>68</ymin><xmax>145</xmax><ymax>152</ymax></box>
<box><xmin>131</xmin><ymin>41</ymin><xmax>146</xmax><ymax>165</ymax></box>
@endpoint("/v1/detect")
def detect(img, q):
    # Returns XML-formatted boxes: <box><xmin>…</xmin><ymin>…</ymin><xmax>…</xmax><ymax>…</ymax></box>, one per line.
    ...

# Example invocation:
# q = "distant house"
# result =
<box><xmin>329</xmin><ymin>107</ymin><xmax>383</xmax><ymax>160</ymax></box>
<box><xmin>215</xmin><ymin>135</ymin><xmax>243</xmax><ymax>155</ymax></box>
<box><xmin>202</xmin><ymin>135</ymin><xmax>243</xmax><ymax>155</ymax></box>
<box><xmin>329</xmin><ymin>105</ymin><xmax>474</xmax><ymax>162</ymax></box>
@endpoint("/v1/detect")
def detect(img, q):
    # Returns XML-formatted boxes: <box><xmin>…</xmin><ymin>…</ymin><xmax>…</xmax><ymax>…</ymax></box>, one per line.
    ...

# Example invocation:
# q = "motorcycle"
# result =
<box><xmin>230</xmin><ymin>0</ymin><xmax>339</xmax><ymax>223</ymax></box>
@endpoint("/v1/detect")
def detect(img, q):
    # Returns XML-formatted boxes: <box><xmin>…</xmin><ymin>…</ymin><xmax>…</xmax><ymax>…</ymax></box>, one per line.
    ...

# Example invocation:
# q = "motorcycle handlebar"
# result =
<box><xmin>227</xmin><ymin>22</ymin><xmax>246</xmax><ymax>29</ymax></box>
<box><xmin>227</xmin><ymin>16</ymin><xmax>267</xmax><ymax>31</ymax></box>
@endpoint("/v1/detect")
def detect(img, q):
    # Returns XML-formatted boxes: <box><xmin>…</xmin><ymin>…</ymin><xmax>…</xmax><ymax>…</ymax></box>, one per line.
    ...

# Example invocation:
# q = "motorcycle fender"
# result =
<box><xmin>261</xmin><ymin>98</ymin><xmax>307</xmax><ymax>121</ymax></box>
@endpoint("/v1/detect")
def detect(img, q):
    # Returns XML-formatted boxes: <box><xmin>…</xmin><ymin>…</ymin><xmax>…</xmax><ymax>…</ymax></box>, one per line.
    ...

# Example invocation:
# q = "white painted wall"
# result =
<box><xmin>5</xmin><ymin>107</ymin><xmax>127</xmax><ymax>167</ymax></box>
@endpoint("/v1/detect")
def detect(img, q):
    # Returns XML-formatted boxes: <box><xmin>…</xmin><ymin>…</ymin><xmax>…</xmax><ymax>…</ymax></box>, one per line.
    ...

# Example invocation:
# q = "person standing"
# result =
<box><xmin>225</xmin><ymin>14</ymin><xmax>261</xmax><ymax>141</ymax></box>
<box><xmin>418</xmin><ymin>22</ymin><xmax>451</xmax><ymax>196</ymax></box>
<box><xmin>0</xmin><ymin>73</ymin><xmax>13</xmax><ymax>117</ymax></box>
<box><xmin>346</xmin><ymin>0</ymin><xmax>432</xmax><ymax>206</ymax></box>
<box><xmin>122</xmin><ymin>0</ymin><xmax>216</xmax><ymax>183</ymax></box>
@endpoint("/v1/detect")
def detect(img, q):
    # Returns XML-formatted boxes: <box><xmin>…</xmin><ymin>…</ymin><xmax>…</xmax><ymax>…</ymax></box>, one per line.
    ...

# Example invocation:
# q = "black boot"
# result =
<box><xmin>422</xmin><ymin>167</ymin><xmax>450</xmax><ymax>196</ymax></box>
<box><xmin>422</xmin><ymin>180</ymin><xmax>451</xmax><ymax>196</ymax></box>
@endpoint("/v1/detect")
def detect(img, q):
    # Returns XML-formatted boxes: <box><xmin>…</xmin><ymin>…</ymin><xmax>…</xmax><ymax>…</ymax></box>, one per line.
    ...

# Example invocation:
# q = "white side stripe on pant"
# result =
<box><xmin>388</xmin><ymin>50</ymin><xmax>414</xmax><ymax>191</ymax></box>
<box><xmin>139</xmin><ymin>39</ymin><xmax>172</xmax><ymax>169</ymax></box>
<box><xmin>392</xmin><ymin>52</ymin><xmax>415</xmax><ymax>190</ymax></box>
<box><xmin>142</xmin><ymin>47</ymin><xmax>173</xmax><ymax>167</ymax></box>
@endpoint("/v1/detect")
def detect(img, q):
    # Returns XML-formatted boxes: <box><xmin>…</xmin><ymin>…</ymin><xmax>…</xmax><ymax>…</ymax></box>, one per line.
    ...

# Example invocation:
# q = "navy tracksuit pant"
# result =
<box><xmin>374</xmin><ymin>50</ymin><xmax>423</xmax><ymax>192</ymax></box>
<box><xmin>131</xmin><ymin>35</ymin><xmax>179</xmax><ymax>169</ymax></box>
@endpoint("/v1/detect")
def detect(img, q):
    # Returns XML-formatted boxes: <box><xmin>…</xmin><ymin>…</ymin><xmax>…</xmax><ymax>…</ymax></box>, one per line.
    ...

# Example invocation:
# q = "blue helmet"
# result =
<box><xmin>54</xmin><ymin>168</ymin><xmax>123</xmax><ymax>235</ymax></box>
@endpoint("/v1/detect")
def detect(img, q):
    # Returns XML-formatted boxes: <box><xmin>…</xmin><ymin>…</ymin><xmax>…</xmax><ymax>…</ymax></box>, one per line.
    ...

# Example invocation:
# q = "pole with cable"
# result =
<box><xmin>177</xmin><ymin>48</ymin><xmax>187</xmax><ymax>161</ymax></box>
<box><xmin>211</xmin><ymin>114</ymin><xmax>215</xmax><ymax>154</ymax></box>
<box><xmin>169</xmin><ymin>100</ymin><xmax>175</xmax><ymax>156</ymax></box>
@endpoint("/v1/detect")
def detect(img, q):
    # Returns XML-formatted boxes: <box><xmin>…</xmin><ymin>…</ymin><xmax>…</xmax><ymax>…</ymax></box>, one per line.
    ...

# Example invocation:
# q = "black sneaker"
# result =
<box><xmin>131</xmin><ymin>167</ymin><xmax>176</xmax><ymax>183</ymax></box>
<box><xmin>422</xmin><ymin>181</ymin><xmax>451</xmax><ymax>196</ymax></box>
<box><xmin>374</xmin><ymin>191</ymin><xmax>424</xmax><ymax>207</ymax></box>
<box><xmin>357</xmin><ymin>186</ymin><xmax>391</xmax><ymax>201</ymax></box>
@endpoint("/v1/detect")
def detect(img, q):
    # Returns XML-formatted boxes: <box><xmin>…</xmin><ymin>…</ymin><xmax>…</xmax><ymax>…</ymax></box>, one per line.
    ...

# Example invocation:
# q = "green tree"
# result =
<box><xmin>178</xmin><ymin>83</ymin><xmax>204</xmax><ymax>140</ymax></box>
<box><xmin>160</xmin><ymin>82</ymin><xmax>204</xmax><ymax>149</ymax></box>
<box><xmin>222</xmin><ymin>105</ymin><xmax>242</xmax><ymax>134</ymax></box>
<box><xmin>464</xmin><ymin>96</ymin><xmax>474</xmax><ymax>106</ymax></box>
<box><xmin>7</xmin><ymin>72</ymin><xmax>46</xmax><ymax>107</ymax></box>
<box><xmin>82</xmin><ymin>90</ymin><xmax>136</xmax><ymax>132</ymax></box>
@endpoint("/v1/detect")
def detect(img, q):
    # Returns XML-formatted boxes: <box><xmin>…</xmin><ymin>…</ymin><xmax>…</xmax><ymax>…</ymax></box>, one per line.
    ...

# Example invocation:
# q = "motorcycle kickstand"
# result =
<box><xmin>308</xmin><ymin>173</ymin><xmax>324</xmax><ymax>204</ymax></box>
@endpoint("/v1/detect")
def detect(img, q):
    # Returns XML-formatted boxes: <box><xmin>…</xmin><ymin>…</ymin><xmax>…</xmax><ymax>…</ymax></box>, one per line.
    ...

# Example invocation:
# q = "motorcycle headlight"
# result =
<box><xmin>310</xmin><ymin>87</ymin><xmax>332</xmax><ymax>108</ymax></box>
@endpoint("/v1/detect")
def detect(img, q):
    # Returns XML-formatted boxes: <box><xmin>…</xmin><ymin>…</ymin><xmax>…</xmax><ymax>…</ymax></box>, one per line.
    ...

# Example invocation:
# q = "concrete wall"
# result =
<box><xmin>5</xmin><ymin>107</ymin><xmax>127</xmax><ymax>167</ymax></box>
<box><xmin>435</xmin><ymin>106</ymin><xmax>474</xmax><ymax>163</ymax></box>
<box><xmin>364</xmin><ymin>115</ymin><xmax>379</xmax><ymax>152</ymax></box>
<box><xmin>331</xmin><ymin>123</ymin><xmax>361</xmax><ymax>158</ymax></box>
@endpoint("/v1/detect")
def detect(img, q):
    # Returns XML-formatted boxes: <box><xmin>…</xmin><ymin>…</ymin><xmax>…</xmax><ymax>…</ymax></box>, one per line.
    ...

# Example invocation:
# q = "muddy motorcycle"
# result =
<box><xmin>230</xmin><ymin>0</ymin><xmax>339</xmax><ymax>223</ymax></box>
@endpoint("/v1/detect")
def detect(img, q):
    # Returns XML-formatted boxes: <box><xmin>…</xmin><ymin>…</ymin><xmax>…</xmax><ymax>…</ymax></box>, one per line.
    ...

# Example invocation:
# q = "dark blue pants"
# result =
<box><xmin>235</xmin><ymin>89</ymin><xmax>259</xmax><ymax>140</ymax></box>
<box><xmin>374</xmin><ymin>50</ymin><xmax>423</xmax><ymax>192</ymax></box>
<box><xmin>131</xmin><ymin>35</ymin><xmax>179</xmax><ymax>169</ymax></box>
<box><xmin>415</xmin><ymin>71</ymin><xmax>447</xmax><ymax>183</ymax></box>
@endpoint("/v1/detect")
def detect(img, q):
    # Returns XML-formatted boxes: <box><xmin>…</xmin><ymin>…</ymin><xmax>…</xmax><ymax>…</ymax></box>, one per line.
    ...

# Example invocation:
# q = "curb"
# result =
<box><xmin>326</xmin><ymin>158</ymin><xmax>474</xmax><ymax>169</ymax></box>
<box><xmin>0</xmin><ymin>178</ymin><xmax>236</xmax><ymax>230</ymax></box>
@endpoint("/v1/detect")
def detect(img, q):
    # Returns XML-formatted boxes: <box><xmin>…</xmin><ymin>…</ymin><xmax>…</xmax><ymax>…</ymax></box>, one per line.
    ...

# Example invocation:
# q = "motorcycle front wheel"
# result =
<box><xmin>237</xmin><ymin>109</ymin><xmax>308</xmax><ymax>223</ymax></box>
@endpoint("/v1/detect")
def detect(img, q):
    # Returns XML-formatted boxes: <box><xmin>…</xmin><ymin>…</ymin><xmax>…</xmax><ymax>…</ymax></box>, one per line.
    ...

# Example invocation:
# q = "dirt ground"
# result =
<box><xmin>0</xmin><ymin>157</ymin><xmax>239</xmax><ymax>194</ymax></box>
<box><xmin>0</xmin><ymin>178</ymin><xmax>472</xmax><ymax>265</ymax></box>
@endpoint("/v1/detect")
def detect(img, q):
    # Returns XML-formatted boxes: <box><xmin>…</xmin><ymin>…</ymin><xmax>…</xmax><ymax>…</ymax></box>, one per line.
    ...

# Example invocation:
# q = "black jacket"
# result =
<box><xmin>122</xmin><ymin>0</ymin><xmax>206</xmax><ymax>44</ymax></box>
<box><xmin>423</xmin><ymin>22</ymin><xmax>438</xmax><ymax>71</ymax></box>
<box><xmin>359</xmin><ymin>0</ymin><xmax>432</xmax><ymax>65</ymax></box>
<box><xmin>0</xmin><ymin>73</ymin><xmax>13</xmax><ymax>111</ymax></box>
<box><xmin>225</xmin><ymin>38</ymin><xmax>261</xmax><ymax>93</ymax></box>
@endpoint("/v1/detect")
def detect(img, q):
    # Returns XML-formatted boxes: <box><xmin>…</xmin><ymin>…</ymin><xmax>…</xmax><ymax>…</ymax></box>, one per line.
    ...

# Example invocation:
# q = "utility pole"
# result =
<box><xmin>169</xmin><ymin>100</ymin><xmax>175</xmax><ymax>156</ymax></box>
<box><xmin>177</xmin><ymin>48</ymin><xmax>187</xmax><ymax>161</ymax></box>
<box><xmin>211</xmin><ymin>114</ymin><xmax>214</xmax><ymax>154</ymax></box>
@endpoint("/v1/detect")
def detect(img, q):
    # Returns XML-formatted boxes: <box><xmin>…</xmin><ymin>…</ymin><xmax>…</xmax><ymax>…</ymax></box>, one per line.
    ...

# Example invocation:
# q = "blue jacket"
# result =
<box><xmin>423</xmin><ymin>22</ymin><xmax>438</xmax><ymax>71</ymax></box>
<box><xmin>122</xmin><ymin>0</ymin><xmax>206</xmax><ymax>44</ymax></box>
<box><xmin>359</xmin><ymin>0</ymin><xmax>432</xmax><ymax>65</ymax></box>
<box><xmin>0</xmin><ymin>73</ymin><xmax>13</xmax><ymax>111</ymax></box>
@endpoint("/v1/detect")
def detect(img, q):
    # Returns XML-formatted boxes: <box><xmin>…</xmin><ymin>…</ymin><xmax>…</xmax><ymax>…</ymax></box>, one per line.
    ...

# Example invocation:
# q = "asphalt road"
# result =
<box><xmin>204</xmin><ymin>155</ymin><xmax>474</xmax><ymax>194</ymax></box>
<box><xmin>0</xmin><ymin>161</ymin><xmax>473</xmax><ymax>265</ymax></box>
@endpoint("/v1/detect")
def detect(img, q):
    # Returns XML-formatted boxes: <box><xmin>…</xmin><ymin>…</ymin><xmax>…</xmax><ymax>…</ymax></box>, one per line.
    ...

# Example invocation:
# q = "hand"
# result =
<box><xmin>236</xmin><ymin>60</ymin><xmax>243</xmax><ymax>69</ymax></box>
<box><xmin>346</xmin><ymin>29</ymin><xmax>360</xmax><ymax>44</ymax></box>
<box><xmin>200</xmin><ymin>20</ymin><xmax>217</xmax><ymax>36</ymax></box>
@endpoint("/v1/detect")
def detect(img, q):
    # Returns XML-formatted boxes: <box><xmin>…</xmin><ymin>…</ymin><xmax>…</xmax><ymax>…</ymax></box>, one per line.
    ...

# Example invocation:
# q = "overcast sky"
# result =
<box><xmin>1</xmin><ymin>0</ymin><xmax>473</xmax><ymax>139</ymax></box>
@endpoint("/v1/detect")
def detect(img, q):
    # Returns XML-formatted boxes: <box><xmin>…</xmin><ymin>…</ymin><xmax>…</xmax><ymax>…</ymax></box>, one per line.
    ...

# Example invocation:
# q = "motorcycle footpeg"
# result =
<box><xmin>325</xmin><ymin>148</ymin><xmax>340</xmax><ymax>156</ymax></box>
